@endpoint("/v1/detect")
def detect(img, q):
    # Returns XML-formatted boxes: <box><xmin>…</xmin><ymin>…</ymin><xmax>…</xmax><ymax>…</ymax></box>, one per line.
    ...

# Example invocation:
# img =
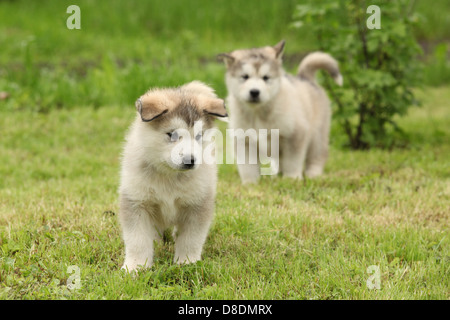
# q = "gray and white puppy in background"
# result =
<box><xmin>219</xmin><ymin>40</ymin><xmax>342</xmax><ymax>184</ymax></box>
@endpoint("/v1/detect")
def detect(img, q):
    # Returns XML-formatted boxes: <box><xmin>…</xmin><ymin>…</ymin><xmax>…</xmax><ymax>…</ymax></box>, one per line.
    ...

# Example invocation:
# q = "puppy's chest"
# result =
<box><xmin>144</xmin><ymin>177</ymin><xmax>207</xmax><ymax>223</ymax></box>
<box><xmin>144</xmin><ymin>185</ymin><xmax>192</xmax><ymax>224</ymax></box>
<box><xmin>239</xmin><ymin>112</ymin><xmax>293</xmax><ymax>138</ymax></box>
<box><xmin>253</xmin><ymin>116</ymin><xmax>280</xmax><ymax>131</ymax></box>
<box><xmin>149</xmin><ymin>196</ymin><xmax>178</xmax><ymax>224</ymax></box>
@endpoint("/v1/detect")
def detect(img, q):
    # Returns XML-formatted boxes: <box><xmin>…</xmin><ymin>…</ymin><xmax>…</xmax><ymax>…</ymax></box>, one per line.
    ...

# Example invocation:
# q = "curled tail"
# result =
<box><xmin>297</xmin><ymin>52</ymin><xmax>343</xmax><ymax>86</ymax></box>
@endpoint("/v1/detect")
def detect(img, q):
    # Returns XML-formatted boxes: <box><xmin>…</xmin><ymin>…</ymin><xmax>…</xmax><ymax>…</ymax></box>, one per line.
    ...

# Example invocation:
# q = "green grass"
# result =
<box><xmin>1</xmin><ymin>0</ymin><xmax>449</xmax><ymax>114</ymax></box>
<box><xmin>0</xmin><ymin>0</ymin><xmax>449</xmax><ymax>300</ymax></box>
<box><xmin>0</xmin><ymin>0</ymin><xmax>309</xmax><ymax>112</ymax></box>
<box><xmin>0</xmin><ymin>87</ymin><xmax>448</xmax><ymax>299</ymax></box>
<box><xmin>413</xmin><ymin>0</ymin><xmax>450</xmax><ymax>43</ymax></box>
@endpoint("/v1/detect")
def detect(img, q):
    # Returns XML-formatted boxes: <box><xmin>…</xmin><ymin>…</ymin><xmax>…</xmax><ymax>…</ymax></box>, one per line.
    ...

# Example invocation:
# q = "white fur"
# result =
<box><xmin>223</xmin><ymin>45</ymin><xmax>341</xmax><ymax>184</ymax></box>
<box><xmin>118</xmin><ymin>85</ymin><xmax>220</xmax><ymax>272</ymax></box>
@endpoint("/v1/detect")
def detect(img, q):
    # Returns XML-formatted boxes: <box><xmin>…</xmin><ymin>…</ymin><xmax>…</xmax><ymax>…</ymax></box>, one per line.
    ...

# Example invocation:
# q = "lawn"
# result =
<box><xmin>0</xmin><ymin>0</ymin><xmax>449</xmax><ymax>300</ymax></box>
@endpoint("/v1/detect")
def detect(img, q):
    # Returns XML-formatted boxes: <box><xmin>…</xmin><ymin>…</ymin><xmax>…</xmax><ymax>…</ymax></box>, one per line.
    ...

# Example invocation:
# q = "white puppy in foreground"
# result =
<box><xmin>118</xmin><ymin>81</ymin><xmax>227</xmax><ymax>272</ymax></box>
<box><xmin>219</xmin><ymin>40</ymin><xmax>342</xmax><ymax>184</ymax></box>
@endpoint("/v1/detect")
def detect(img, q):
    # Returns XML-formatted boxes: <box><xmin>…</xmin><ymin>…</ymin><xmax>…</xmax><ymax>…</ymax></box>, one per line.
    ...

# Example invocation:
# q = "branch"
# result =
<box><xmin>355</xmin><ymin>1</ymin><xmax>370</xmax><ymax>69</ymax></box>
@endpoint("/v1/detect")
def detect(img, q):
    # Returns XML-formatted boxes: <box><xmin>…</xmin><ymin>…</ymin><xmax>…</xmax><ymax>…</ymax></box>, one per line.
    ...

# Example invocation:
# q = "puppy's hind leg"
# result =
<box><xmin>305</xmin><ymin>132</ymin><xmax>328</xmax><ymax>179</ymax></box>
<box><xmin>280</xmin><ymin>133</ymin><xmax>310</xmax><ymax>179</ymax></box>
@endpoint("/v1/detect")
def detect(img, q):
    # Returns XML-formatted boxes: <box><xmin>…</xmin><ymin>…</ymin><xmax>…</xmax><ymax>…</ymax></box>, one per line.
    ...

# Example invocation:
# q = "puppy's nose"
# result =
<box><xmin>250</xmin><ymin>89</ymin><xmax>260</xmax><ymax>98</ymax></box>
<box><xmin>182</xmin><ymin>155</ymin><xmax>196</xmax><ymax>169</ymax></box>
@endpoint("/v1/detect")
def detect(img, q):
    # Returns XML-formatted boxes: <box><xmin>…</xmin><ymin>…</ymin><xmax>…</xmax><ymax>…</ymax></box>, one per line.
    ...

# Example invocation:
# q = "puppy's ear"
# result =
<box><xmin>203</xmin><ymin>98</ymin><xmax>228</xmax><ymax>118</ymax></box>
<box><xmin>273</xmin><ymin>40</ymin><xmax>285</xmax><ymax>60</ymax></box>
<box><xmin>217</xmin><ymin>53</ymin><xmax>235</xmax><ymax>68</ymax></box>
<box><xmin>135</xmin><ymin>95</ymin><xmax>169</xmax><ymax>122</ymax></box>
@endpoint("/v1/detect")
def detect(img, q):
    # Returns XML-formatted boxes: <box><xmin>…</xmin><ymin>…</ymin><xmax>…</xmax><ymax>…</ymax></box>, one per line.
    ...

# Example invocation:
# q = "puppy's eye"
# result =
<box><xmin>263</xmin><ymin>75</ymin><xmax>270</xmax><ymax>81</ymax></box>
<box><xmin>167</xmin><ymin>131</ymin><xmax>179</xmax><ymax>141</ymax></box>
<box><xmin>241</xmin><ymin>74</ymin><xmax>249</xmax><ymax>80</ymax></box>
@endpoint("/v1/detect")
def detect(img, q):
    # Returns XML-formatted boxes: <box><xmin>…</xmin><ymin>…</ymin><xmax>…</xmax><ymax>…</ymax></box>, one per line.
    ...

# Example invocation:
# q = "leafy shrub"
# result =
<box><xmin>292</xmin><ymin>0</ymin><xmax>423</xmax><ymax>149</ymax></box>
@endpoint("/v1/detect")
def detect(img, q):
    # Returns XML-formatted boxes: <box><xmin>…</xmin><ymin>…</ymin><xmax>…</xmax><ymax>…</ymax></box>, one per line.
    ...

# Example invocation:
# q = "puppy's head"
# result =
<box><xmin>218</xmin><ymin>40</ymin><xmax>285</xmax><ymax>106</ymax></box>
<box><xmin>134</xmin><ymin>81</ymin><xmax>227</xmax><ymax>172</ymax></box>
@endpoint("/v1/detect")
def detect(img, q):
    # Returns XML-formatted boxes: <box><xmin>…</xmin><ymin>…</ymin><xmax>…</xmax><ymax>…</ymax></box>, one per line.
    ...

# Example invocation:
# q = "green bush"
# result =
<box><xmin>292</xmin><ymin>0</ymin><xmax>423</xmax><ymax>149</ymax></box>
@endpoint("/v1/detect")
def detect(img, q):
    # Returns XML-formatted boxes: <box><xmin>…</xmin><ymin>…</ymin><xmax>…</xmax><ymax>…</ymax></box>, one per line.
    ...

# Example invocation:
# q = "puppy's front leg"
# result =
<box><xmin>119</xmin><ymin>196</ymin><xmax>157</xmax><ymax>272</ymax></box>
<box><xmin>235</xmin><ymin>137</ymin><xmax>260</xmax><ymax>184</ymax></box>
<box><xmin>237</xmin><ymin>163</ymin><xmax>260</xmax><ymax>184</ymax></box>
<box><xmin>174</xmin><ymin>200</ymin><xmax>214</xmax><ymax>264</ymax></box>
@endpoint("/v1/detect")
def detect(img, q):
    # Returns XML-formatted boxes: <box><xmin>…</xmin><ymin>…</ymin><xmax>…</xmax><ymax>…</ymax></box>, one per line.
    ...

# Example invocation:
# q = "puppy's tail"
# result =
<box><xmin>297</xmin><ymin>52</ymin><xmax>343</xmax><ymax>86</ymax></box>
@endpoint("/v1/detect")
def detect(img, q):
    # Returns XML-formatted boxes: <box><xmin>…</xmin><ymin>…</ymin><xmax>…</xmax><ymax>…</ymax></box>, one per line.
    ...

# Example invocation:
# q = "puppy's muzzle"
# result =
<box><xmin>182</xmin><ymin>155</ymin><xmax>197</xmax><ymax>170</ymax></box>
<box><xmin>249</xmin><ymin>89</ymin><xmax>260</xmax><ymax>102</ymax></box>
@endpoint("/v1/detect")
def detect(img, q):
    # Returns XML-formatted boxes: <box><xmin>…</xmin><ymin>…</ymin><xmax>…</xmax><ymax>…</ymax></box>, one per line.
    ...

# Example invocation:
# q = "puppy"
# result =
<box><xmin>219</xmin><ymin>40</ymin><xmax>342</xmax><ymax>184</ymax></box>
<box><xmin>118</xmin><ymin>81</ymin><xmax>227</xmax><ymax>271</ymax></box>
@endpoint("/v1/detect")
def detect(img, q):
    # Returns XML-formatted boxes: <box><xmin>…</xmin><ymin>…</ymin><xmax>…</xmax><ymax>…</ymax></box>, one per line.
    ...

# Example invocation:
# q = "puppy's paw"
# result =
<box><xmin>241</xmin><ymin>178</ymin><xmax>259</xmax><ymax>185</ymax></box>
<box><xmin>174</xmin><ymin>254</ymin><xmax>201</xmax><ymax>265</ymax></box>
<box><xmin>283</xmin><ymin>172</ymin><xmax>304</xmax><ymax>180</ymax></box>
<box><xmin>121</xmin><ymin>259</ymin><xmax>152</xmax><ymax>273</ymax></box>
<box><xmin>305</xmin><ymin>166</ymin><xmax>323</xmax><ymax>178</ymax></box>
